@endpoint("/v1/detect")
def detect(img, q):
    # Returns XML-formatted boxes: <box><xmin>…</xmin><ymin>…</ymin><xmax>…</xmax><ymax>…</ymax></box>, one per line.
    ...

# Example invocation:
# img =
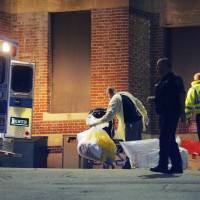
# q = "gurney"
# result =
<box><xmin>0</xmin><ymin>150</ymin><xmax>22</xmax><ymax>157</ymax></box>
<box><xmin>77</xmin><ymin>108</ymin><xmax>130</xmax><ymax>168</ymax></box>
<box><xmin>0</xmin><ymin>138</ymin><xmax>22</xmax><ymax>158</ymax></box>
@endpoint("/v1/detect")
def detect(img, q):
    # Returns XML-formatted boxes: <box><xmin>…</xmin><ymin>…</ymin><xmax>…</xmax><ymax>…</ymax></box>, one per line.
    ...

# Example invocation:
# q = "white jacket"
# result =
<box><xmin>93</xmin><ymin>92</ymin><xmax>149</xmax><ymax>141</ymax></box>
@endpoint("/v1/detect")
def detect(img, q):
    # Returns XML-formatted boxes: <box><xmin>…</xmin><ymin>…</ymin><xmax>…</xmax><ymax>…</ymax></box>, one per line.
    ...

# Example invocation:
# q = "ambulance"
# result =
<box><xmin>0</xmin><ymin>36</ymin><xmax>35</xmax><ymax>140</ymax></box>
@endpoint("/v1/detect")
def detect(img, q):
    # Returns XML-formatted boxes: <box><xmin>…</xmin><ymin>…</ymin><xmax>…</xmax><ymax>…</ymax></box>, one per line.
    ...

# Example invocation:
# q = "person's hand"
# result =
<box><xmin>144</xmin><ymin>116</ymin><xmax>149</xmax><ymax>125</ymax></box>
<box><xmin>146</xmin><ymin>96</ymin><xmax>155</xmax><ymax>103</ymax></box>
<box><xmin>89</xmin><ymin>121</ymin><xmax>98</xmax><ymax>127</ymax></box>
<box><xmin>89</xmin><ymin>119</ymin><xmax>101</xmax><ymax>127</ymax></box>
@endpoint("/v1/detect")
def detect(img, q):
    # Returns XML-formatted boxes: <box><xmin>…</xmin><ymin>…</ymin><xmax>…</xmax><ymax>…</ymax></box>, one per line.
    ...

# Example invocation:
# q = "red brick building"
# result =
<box><xmin>0</xmin><ymin>0</ymin><xmax>154</xmax><ymax>135</ymax></box>
<box><xmin>0</xmin><ymin>0</ymin><xmax>199</xmax><ymax>167</ymax></box>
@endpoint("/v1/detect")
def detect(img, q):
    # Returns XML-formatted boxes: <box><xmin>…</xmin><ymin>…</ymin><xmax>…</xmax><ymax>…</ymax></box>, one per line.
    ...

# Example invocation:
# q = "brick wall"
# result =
<box><xmin>129</xmin><ymin>9</ymin><xmax>166</xmax><ymax>134</ymax></box>
<box><xmin>0</xmin><ymin>11</ymin><xmax>11</xmax><ymax>37</ymax></box>
<box><xmin>129</xmin><ymin>15</ymin><xmax>151</xmax><ymax>100</ymax></box>
<box><xmin>11</xmin><ymin>12</ymin><xmax>48</xmax><ymax>134</ymax></box>
<box><xmin>6</xmin><ymin>8</ymin><xmax>129</xmax><ymax>135</ymax></box>
<box><xmin>149</xmin><ymin>15</ymin><xmax>197</xmax><ymax>134</ymax></box>
<box><xmin>130</xmin><ymin>9</ymin><xmax>195</xmax><ymax>135</ymax></box>
<box><xmin>129</xmin><ymin>11</ymin><xmax>151</xmax><ymax>134</ymax></box>
<box><xmin>149</xmin><ymin>14</ymin><xmax>166</xmax><ymax>134</ymax></box>
<box><xmin>91</xmin><ymin>8</ymin><xmax>129</xmax><ymax>108</ymax></box>
<box><xmin>2</xmin><ymin>7</ymin><xmax>163</xmax><ymax>136</ymax></box>
<box><xmin>10</xmin><ymin>12</ymin><xmax>87</xmax><ymax>135</ymax></box>
<box><xmin>1</xmin><ymin>6</ymin><xmax>192</xmax><ymax>137</ymax></box>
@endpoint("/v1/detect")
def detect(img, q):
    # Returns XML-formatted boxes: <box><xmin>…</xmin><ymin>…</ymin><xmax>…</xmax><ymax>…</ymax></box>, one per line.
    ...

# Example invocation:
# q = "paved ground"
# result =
<box><xmin>0</xmin><ymin>168</ymin><xmax>199</xmax><ymax>200</ymax></box>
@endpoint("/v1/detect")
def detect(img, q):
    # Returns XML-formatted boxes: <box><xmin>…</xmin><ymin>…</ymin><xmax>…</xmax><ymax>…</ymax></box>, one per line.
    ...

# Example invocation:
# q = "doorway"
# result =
<box><xmin>170</xmin><ymin>27</ymin><xmax>200</xmax><ymax>91</ymax></box>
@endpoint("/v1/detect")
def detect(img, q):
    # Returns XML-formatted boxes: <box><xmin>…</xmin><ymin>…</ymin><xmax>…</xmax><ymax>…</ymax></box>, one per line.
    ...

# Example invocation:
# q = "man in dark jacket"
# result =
<box><xmin>149</xmin><ymin>58</ymin><xmax>186</xmax><ymax>174</ymax></box>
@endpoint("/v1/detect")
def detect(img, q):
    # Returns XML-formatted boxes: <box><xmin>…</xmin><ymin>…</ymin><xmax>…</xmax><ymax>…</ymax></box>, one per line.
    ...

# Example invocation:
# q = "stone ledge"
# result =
<box><xmin>43</xmin><ymin>112</ymin><xmax>88</xmax><ymax>121</ymax></box>
<box><xmin>1</xmin><ymin>0</ymin><xmax>129</xmax><ymax>14</ymax></box>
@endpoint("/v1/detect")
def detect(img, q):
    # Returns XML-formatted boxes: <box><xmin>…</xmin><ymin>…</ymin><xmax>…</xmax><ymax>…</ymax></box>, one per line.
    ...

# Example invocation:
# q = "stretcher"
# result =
<box><xmin>0</xmin><ymin>150</ymin><xmax>22</xmax><ymax>157</ymax></box>
<box><xmin>78</xmin><ymin>108</ymin><xmax>126</xmax><ymax>168</ymax></box>
<box><xmin>0</xmin><ymin>138</ymin><xmax>22</xmax><ymax>158</ymax></box>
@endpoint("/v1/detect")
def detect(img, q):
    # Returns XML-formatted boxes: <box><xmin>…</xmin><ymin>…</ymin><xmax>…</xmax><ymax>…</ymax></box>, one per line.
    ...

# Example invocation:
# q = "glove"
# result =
<box><xmin>89</xmin><ymin>118</ymin><xmax>102</xmax><ymax>127</ymax></box>
<box><xmin>89</xmin><ymin>121</ymin><xmax>99</xmax><ymax>127</ymax></box>
<box><xmin>144</xmin><ymin>116</ymin><xmax>149</xmax><ymax>125</ymax></box>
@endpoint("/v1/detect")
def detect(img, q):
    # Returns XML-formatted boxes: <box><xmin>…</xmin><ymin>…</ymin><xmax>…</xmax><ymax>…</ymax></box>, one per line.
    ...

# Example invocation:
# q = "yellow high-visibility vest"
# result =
<box><xmin>185</xmin><ymin>80</ymin><xmax>200</xmax><ymax>119</ymax></box>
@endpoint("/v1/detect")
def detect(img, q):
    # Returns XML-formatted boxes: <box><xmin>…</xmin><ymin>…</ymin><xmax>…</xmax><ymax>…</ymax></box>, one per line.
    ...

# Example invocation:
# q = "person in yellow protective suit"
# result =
<box><xmin>90</xmin><ymin>87</ymin><xmax>149</xmax><ymax>169</ymax></box>
<box><xmin>185</xmin><ymin>73</ymin><xmax>200</xmax><ymax>141</ymax></box>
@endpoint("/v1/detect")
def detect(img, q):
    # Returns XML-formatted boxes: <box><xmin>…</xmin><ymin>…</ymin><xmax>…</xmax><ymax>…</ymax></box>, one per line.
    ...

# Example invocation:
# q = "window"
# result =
<box><xmin>51</xmin><ymin>11</ymin><xmax>91</xmax><ymax>113</ymax></box>
<box><xmin>11</xmin><ymin>65</ymin><xmax>33</xmax><ymax>93</ymax></box>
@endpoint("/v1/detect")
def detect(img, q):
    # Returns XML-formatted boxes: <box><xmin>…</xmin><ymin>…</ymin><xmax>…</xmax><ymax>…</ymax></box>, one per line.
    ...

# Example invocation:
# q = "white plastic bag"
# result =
<box><xmin>120</xmin><ymin>139</ymin><xmax>159</xmax><ymax>158</ymax></box>
<box><xmin>179</xmin><ymin>147</ymin><xmax>188</xmax><ymax>170</ymax></box>
<box><xmin>120</xmin><ymin>139</ymin><xmax>159</xmax><ymax>168</ymax></box>
<box><xmin>77</xmin><ymin>127</ymin><xmax>117</xmax><ymax>162</ymax></box>
<box><xmin>86</xmin><ymin>114</ymin><xmax>109</xmax><ymax>129</ymax></box>
<box><xmin>120</xmin><ymin>139</ymin><xmax>188</xmax><ymax>169</ymax></box>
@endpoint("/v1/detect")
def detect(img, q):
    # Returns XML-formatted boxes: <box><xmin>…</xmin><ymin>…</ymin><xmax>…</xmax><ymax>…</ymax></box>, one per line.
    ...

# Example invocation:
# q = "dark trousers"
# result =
<box><xmin>123</xmin><ymin>119</ymin><xmax>142</xmax><ymax>168</ymax></box>
<box><xmin>196</xmin><ymin>113</ymin><xmax>200</xmax><ymax>141</ymax></box>
<box><xmin>158</xmin><ymin>114</ymin><xmax>182</xmax><ymax>170</ymax></box>
<box><xmin>125</xmin><ymin>119</ymin><xmax>143</xmax><ymax>141</ymax></box>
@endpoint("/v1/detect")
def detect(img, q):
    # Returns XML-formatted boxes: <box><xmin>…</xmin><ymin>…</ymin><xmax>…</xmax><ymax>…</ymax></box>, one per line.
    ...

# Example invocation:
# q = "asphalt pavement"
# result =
<box><xmin>0</xmin><ymin>168</ymin><xmax>199</xmax><ymax>200</ymax></box>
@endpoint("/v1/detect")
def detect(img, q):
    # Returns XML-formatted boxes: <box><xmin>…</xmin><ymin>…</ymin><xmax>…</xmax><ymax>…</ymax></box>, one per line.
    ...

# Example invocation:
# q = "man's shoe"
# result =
<box><xmin>169</xmin><ymin>168</ymin><xmax>183</xmax><ymax>174</ymax></box>
<box><xmin>150</xmin><ymin>166</ymin><xmax>169</xmax><ymax>174</ymax></box>
<box><xmin>122</xmin><ymin>160</ymin><xmax>131</xmax><ymax>169</ymax></box>
<box><xmin>122</xmin><ymin>165</ymin><xmax>131</xmax><ymax>169</ymax></box>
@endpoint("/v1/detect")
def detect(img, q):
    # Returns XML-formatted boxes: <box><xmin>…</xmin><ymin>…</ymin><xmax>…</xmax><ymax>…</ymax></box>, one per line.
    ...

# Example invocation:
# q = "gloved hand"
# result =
<box><xmin>89</xmin><ymin>118</ymin><xmax>102</xmax><ymax>127</ymax></box>
<box><xmin>89</xmin><ymin>121</ymin><xmax>99</xmax><ymax>127</ymax></box>
<box><xmin>144</xmin><ymin>116</ymin><xmax>149</xmax><ymax>125</ymax></box>
<box><xmin>146</xmin><ymin>96</ymin><xmax>155</xmax><ymax>103</ymax></box>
